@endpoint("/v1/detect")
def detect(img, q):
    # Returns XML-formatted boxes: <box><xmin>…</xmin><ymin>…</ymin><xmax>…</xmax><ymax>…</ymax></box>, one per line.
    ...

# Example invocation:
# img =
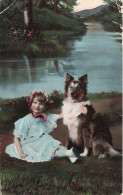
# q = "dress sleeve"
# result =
<box><xmin>45</xmin><ymin>113</ymin><xmax>58</xmax><ymax>134</ymax></box>
<box><xmin>13</xmin><ymin>116</ymin><xmax>30</xmax><ymax>141</ymax></box>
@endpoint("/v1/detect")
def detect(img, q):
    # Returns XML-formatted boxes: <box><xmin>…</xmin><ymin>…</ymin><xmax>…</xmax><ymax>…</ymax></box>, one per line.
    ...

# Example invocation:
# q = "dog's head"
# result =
<box><xmin>64</xmin><ymin>73</ymin><xmax>87</xmax><ymax>102</ymax></box>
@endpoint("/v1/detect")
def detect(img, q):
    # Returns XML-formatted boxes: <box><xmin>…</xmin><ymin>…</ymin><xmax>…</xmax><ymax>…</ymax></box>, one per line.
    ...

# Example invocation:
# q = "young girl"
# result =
<box><xmin>6</xmin><ymin>90</ymin><xmax>78</xmax><ymax>163</ymax></box>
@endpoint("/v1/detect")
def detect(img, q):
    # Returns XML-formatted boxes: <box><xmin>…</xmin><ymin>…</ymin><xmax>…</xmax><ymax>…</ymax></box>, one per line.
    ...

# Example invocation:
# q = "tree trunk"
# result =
<box><xmin>37</xmin><ymin>0</ymin><xmax>45</xmax><ymax>8</ymax></box>
<box><xmin>24</xmin><ymin>0</ymin><xmax>33</xmax><ymax>34</ymax></box>
<box><xmin>54</xmin><ymin>0</ymin><xmax>59</xmax><ymax>12</ymax></box>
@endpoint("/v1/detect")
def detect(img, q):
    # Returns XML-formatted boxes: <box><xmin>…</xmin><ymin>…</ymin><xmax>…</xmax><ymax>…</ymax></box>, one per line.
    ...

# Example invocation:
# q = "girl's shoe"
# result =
<box><xmin>65</xmin><ymin>147</ymin><xmax>78</xmax><ymax>163</ymax></box>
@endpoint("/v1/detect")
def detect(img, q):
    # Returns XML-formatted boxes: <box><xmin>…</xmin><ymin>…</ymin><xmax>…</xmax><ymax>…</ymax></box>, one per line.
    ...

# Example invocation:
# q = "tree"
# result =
<box><xmin>103</xmin><ymin>0</ymin><xmax>122</xmax><ymax>12</ymax></box>
<box><xmin>103</xmin><ymin>0</ymin><xmax>122</xmax><ymax>34</ymax></box>
<box><xmin>54</xmin><ymin>0</ymin><xmax>60</xmax><ymax>12</ymax></box>
<box><xmin>37</xmin><ymin>0</ymin><xmax>46</xmax><ymax>8</ymax></box>
<box><xmin>39</xmin><ymin>0</ymin><xmax>77</xmax><ymax>15</ymax></box>
<box><xmin>24</xmin><ymin>0</ymin><xmax>33</xmax><ymax>34</ymax></box>
<box><xmin>58</xmin><ymin>0</ymin><xmax>77</xmax><ymax>16</ymax></box>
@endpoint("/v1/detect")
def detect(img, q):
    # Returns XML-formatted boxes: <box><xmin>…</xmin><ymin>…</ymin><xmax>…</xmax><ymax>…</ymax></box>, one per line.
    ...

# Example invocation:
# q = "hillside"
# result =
<box><xmin>75</xmin><ymin>5</ymin><xmax>108</xmax><ymax>17</ymax></box>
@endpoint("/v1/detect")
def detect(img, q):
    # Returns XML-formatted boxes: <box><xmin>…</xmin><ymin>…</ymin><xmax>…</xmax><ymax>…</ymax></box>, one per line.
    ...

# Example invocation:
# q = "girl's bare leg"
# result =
<box><xmin>54</xmin><ymin>146</ymin><xmax>60</xmax><ymax>157</ymax></box>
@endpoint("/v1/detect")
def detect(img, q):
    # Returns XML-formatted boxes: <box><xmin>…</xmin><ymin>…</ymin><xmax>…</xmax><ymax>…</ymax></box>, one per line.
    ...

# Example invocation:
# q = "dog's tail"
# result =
<box><xmin>92</xmin><ymin>139</ymin><xmax>122</xmax><ymax>157</ymax></box>
<box><xmin>104</xmin><ymin>142</ymin><xmax>121</xmax><ymax>157</ymax></box>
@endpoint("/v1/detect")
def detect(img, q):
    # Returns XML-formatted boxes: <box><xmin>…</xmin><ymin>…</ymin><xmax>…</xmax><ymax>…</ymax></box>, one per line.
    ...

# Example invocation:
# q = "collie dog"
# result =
<box><xmin>62</xmin><ymin>73</ymin><xmax>121</xmax><ymax>158</ymax></box>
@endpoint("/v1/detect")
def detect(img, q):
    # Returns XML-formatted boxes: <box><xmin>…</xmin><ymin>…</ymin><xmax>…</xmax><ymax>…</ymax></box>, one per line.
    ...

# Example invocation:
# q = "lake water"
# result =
<box><xmin>0</xmin><ymin>21</ymin><xmax>122</xmax><ymax>99</ymax></box>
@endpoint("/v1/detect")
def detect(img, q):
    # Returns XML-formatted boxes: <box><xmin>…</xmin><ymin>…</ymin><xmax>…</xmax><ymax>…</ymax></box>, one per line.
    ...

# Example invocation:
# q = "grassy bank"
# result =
<box><xmin>0</xmin><ymin>8</ymin><xmax>86</xmax><ymax>57</ymax></box>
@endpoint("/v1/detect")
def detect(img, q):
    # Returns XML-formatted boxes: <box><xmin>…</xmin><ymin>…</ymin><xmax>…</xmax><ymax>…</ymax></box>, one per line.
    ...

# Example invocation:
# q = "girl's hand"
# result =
<box><xmin>58</xmin><ymin>113</ymin><xmax>63</xmax><ymax>119</ymax></box>
<box><xmin>19</xmin><ymin>152</ymin><xmax>27</xmax><ymax>158</ymax></box>
<box><xmin>14</xmin><ymin>136</ymin><xmax>27</xmax><ymax>159</ymax></box>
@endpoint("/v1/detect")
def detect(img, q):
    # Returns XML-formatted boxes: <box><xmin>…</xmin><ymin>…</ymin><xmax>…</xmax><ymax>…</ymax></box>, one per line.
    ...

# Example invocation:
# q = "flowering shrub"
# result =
<box><xmin>97</xmin><ymin>92</ymin><xmax>119</xmax><ymax>97</ymax></box>
<box><xmin>8</xmin><ymin>23</ymin><xmax>33</xmax><ymax>42</ymax></box>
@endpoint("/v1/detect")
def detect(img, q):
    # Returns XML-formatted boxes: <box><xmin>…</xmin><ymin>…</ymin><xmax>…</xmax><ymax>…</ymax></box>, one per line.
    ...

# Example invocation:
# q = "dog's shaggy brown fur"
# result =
<box><xmin>62</xmin><ymin>73</ymin><xmax>121</xmax><ymax>158</ymax></box>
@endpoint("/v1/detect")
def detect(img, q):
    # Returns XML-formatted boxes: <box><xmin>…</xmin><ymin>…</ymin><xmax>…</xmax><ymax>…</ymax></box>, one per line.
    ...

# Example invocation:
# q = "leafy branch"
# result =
<box><xmin>0</xmin><ymin>0</ymin><xmax>16</xmax><ymax>15</ymax></box>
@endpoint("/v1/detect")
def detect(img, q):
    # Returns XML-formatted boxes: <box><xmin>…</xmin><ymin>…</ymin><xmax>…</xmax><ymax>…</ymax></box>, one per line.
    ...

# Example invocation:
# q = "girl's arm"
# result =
<box><xmin>14</xmin><ymin>136</ymin><xmax>27</xmax><ymax>158</ymax></box>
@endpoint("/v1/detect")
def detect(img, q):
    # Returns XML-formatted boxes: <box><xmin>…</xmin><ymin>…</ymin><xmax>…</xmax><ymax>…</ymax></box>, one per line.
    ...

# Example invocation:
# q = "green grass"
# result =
<box><xmin>1</xmin><ymin>154</ymin><xmax>122</xmax><ymax>195</ymax></box>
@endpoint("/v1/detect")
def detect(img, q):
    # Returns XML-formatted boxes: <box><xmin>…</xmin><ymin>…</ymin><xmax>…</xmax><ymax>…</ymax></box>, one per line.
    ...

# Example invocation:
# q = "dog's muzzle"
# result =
<box><xmin>71</xmin><ymin>92</ymin><xmax>78</xmax><ymax>99</ymax></box>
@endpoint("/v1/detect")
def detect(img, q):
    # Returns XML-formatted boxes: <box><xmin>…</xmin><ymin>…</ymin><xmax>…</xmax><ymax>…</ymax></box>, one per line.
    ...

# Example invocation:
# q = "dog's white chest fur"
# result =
<box><xmin>62</xmin><ymin>98</ymin><xmax>90</xmax><ymax>142</ymax></box>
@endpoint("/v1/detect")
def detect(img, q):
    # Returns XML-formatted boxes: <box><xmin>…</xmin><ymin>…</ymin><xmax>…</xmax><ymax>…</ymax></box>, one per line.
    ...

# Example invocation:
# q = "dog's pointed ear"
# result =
<box><xmin>66</xmin><ymin>73</ymin><xmax>74</xmax><ymax>82</ymax></box>
<box><xmin>64</xmin><ymin>74</ymin><xmax>74</xmax><ymax>98</ymax></box>
<box><xmin>79</xmin><ymin>74</ymin><xmax>87</xmax><ymax>85</ymax></box>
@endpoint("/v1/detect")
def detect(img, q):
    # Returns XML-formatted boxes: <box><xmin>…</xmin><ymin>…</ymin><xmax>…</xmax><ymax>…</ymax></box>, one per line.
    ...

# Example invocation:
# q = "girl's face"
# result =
<box><xmin>31</xmin><ymin>97</ymin><xmax>46</xmax><ymax>115</ymax></box>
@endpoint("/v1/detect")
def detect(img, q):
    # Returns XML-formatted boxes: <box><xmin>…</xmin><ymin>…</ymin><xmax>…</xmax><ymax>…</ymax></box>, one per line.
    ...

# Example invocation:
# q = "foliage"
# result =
<box><xmin>35</xmin><ymin>0</ymin><xmax>77</xmax><ymax>17</ymax></box>
<box><xmin>33</xmin><ymin>8</ymin><xmax>84</xmax><ymax>31</ymax></box>
<box><xmin>103</xmin><ymin>0</ymin><xmax>122</xmax><ymax>8</ymax></box>
<box><xmin>95</xmin><ymin>0</ymin><xmax>122</xmax><ymax>33</ymax></box>
<box><xmin>0</xmin><ymin>0</ymin><xmax>77</xmax><ymax>17</ymax></box>
<box><xmin>0</xmin><ymin>5</ymin><xmax>86</xmax><ymax>57</ymax></box>
<box><xmin>54</xmin><ymin>0</ymin><xmax>77</xmax><ymax>17</ymax></box>
<box><xmin>27</xmin><ymin>43</ymin><xmax>41</xmax><ymax>54</ymax></box>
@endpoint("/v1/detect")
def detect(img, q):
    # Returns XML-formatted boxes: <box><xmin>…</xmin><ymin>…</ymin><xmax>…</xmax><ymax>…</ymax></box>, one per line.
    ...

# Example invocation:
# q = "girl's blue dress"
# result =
<box><xmin>6</xmin><ymin>113</ymin><xmax>61</xmax><ymax>162</ymax></box>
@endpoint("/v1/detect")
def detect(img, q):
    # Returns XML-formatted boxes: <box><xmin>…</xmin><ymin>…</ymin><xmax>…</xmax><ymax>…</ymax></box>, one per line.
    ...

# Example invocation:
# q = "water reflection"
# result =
<box><xmin>0</xmin><ymin>57</ymin><xmax>75</xmax><ymax>84</ymax></box>
<box><xmin>0</xmin><ymin>21</ymin><xmax>122</xmax><ymax>99</ymax></box>
<box><xmin>0</xmin><ymin>56</ymin><xmax>75</xmax><ymax>98</ymax></box>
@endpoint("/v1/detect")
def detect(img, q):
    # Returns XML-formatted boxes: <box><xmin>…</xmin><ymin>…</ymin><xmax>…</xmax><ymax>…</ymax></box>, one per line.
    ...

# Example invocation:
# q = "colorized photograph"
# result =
<box><xmin>0</xmin><ymin>0</ymin><xmax>122</xmax><ymax>194</ymax></box>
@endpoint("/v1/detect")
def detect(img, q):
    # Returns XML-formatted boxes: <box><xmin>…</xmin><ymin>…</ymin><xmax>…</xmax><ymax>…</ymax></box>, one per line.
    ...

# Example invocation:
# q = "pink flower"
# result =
<box><xmin>100</xmin><ymin>171</ymin><xmax>104</xmax><ymax>175</ymax></box>
<box><xmin>54</xmin><ymin>90</ymin><xmax>59</xmax><ymax>94</ymax></box>
<box><xmin>107</xmin><ymin>167</ymin><xmax>112</xmax><ymax>172</ymax></box>
<box><xmin>106</xmin><ymin>112</ymin><xmax>110</xmax><ymax>115</ymax></box>
<box><xmin>27</xmin><ymin>33</ymin><xmax>31</xmax><ymax>37</ymax></box>
<box><xmin>98</xmin><ymin>93</ymin><xmax>101</xmax><ymax>97</ymax></box>
<box><xmin>84</xmin><ymin>163</ymin><xmax>89</xmax><ymax>167</ymax></box>
<box><xmin>22</xmin><ymin>165</ymin><xmax>27</xmax><ymax>169</ymax></box>
<box><xmin>71</xmin><ymin>170</ymin><xmax>77</xmax><ymax>176</ymax></box>
<box><xmin>109</xmin><ymin>115</ymin><xmax>113</xmax><ymax>119</ymax></box>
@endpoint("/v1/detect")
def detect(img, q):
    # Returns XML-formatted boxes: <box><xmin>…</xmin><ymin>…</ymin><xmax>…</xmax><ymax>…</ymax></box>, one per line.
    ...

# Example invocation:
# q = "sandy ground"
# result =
<box><xmin>0</xmin><ymin>95</ymin><xmax>122</xmax><ymax>154</ymax></box>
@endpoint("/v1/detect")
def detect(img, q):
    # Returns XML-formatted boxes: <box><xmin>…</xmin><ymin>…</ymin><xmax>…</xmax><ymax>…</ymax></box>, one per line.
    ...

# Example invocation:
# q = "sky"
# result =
<box><xmin>74</xmin><ymin>0</ymin><xmax>106</xmax><ymax>12</ymax></box>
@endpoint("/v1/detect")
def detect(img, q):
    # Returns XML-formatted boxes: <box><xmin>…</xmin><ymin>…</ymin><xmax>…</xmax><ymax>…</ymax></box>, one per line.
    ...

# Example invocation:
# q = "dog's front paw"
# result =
<box><xmin>80</xmin><ymin>153</ymin><xmax>87</xmax><ymax>157</ymax></box>
<box><xmin>80</xmin><ymin>147</ymin><xmax>88</xmax><ymax>157</ymax></box>
<box><xmin>65</xmin><ymin>147</ymin><xmax>78</xmax><ymax>163</ymax></box>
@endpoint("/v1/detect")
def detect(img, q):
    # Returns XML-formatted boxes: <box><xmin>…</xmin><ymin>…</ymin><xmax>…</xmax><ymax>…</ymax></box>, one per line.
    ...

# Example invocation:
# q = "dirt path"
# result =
<box><xmin>92</xmin><ymin>95</ymin><xmax>122</xmax><ymax>113</ymax></box>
